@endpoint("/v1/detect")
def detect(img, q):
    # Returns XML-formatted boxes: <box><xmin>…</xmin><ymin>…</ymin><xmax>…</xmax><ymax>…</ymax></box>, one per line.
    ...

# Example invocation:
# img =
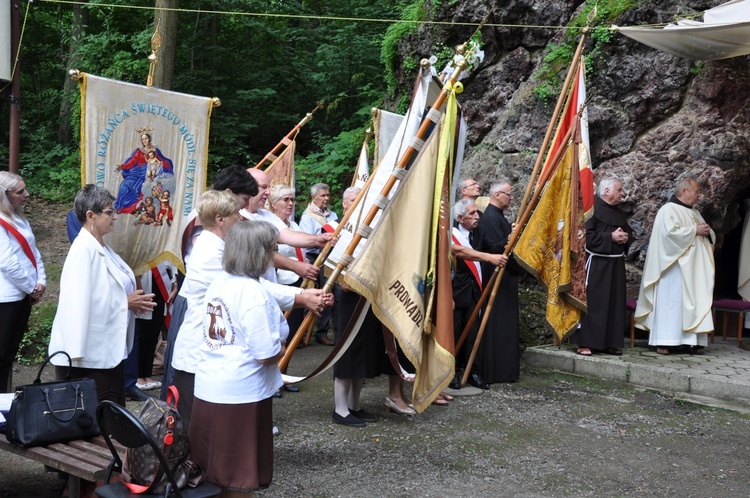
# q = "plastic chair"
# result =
<box><xmin>95</xmin><ymin>400</ymin><xmax>221</xmax><ymax>498</ymax></box>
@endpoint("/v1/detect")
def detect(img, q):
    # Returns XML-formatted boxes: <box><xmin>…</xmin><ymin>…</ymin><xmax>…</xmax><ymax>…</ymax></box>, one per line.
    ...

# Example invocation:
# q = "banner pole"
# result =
<box><xmin>253</xmin><ymin>102</ymin><xmax>324</xmax><ymax>170</ymax></box>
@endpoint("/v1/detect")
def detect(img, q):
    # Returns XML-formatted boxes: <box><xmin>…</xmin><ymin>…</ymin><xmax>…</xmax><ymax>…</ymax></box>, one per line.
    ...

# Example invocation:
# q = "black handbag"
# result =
<box><xmin>5</xmin><ymin>351</ymin><xmax>100</xmax><ymax>447</ymax></box>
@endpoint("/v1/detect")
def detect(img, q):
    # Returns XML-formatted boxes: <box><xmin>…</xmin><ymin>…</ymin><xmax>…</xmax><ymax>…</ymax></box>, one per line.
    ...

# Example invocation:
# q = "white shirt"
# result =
<box><xmin>194</xmin><ymin>273</ymin><xmax>288</xmax><ymax>404</ymax></box>
<box><xmin>172</xmin><ymin>229</ymin><xmax>299</xmax><ymax>374</ymax></box>
<box><xmin>171</xmin><ymin>231</ymin><xmax>225</xmax><ymax>374</ymax></box>
<box><xmin>0</xmin><ymin>214</ymin><xmax>46</xmax><ymax>302</ymax></box>
<box><xmin>451</xmin><ymin>225</ymin><xmax>482</xmax><ymax>285</ymax></box>
<box><xmin>276</xmin><ymin>219</ymin><xmax>306</xmax><ymax>285</ymax></box>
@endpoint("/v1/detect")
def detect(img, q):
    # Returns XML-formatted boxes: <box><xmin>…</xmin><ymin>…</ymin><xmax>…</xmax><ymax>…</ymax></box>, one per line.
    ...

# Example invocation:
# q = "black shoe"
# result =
<box><xmin>448</xmin><ymin>374</ymin><xmax>462</xmax><ymax>390</ymax></box>
<box><xmin>282</xmin><ymin>384</ymin><xmax>300</xmax><ymax>393</ymax></box>
<box><xmin>273</xmin><ymin>389</ymin><xmax>283</xmax><ymax>398</ymax></box>
<box><xmin>467</xmin><ymin>372</ymin><xmax>489</xmax><ymax>390</ymax></box>
<box><xmin>332</xmin><ymin>411</ymin><xmax>366</xmax><ymax>427</ymax></box>
<box><xmin>350</xmin><ymin>408</ymin><xmax>377</xmax><ymax>423</ymax></box>
<box><xmin>125</xmin><ymin>386</ymin><xmax>152</xmax><ymax>402</ymax></box>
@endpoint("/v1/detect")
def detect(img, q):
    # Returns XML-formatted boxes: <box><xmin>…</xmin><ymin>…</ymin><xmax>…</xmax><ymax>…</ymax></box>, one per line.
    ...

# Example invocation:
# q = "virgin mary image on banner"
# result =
<box><xmin>115</xmin><ymin>130</ymin><xmax>175</xmax><ymax>216</ymax></box>
<box><xmin>79</xmin><ymin>73</ymin><xmax>213</xmax><ymax>274</ymax></box>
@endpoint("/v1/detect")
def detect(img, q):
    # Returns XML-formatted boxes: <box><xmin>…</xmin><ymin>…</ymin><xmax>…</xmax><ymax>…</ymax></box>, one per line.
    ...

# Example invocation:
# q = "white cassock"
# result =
<box><xmin>635</xmin><ymin>201</ymin><xmax>715</xmax><ymax>346</ymax></box>
<box><xmin>738</xmin><ymin>201</ymin><xmax>750</xmax><ymax>327</ymax></box>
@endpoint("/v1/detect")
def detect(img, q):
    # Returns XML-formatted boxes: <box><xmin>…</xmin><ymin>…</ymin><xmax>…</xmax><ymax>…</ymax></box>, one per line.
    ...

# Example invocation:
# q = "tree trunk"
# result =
<box><xmin>57</xmin><ymin>0</ymin><xmax>88</xmax><ymax>145</ymax></box>
<box><xmin>153</xmin><ymin>0</ymin><xmax>179</xmax><ymax>90</ymax></box>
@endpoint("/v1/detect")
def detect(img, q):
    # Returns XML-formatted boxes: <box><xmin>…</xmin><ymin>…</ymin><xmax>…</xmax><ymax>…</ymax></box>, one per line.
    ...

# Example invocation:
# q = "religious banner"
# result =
<box><xmin>351</xmin><ymin>138</ymin><xmax>370</xmax><ymax>189</ymax></box>
<box><xmin>263</xmin><ymin>138</ymin><xmax>295</xmax><ymax>191</ymax></box>
<box><xmin>343</xmin><ymin>118</ymin><xmax>453</xmax><ymax>412</ymax></box>
<box><xmin>540</xmin><ymin>60</ymin><xmax>594</xmax><ymax>220</ymax></box>
<box><xmin>514</xmin><ymin>126</ymin><xmax>588</xmax><ymax>342</ymax></box>
<box><xmin>79</xmin><ymin>73</ymin><xmax>212</xmax><ymax>274</ymax></box>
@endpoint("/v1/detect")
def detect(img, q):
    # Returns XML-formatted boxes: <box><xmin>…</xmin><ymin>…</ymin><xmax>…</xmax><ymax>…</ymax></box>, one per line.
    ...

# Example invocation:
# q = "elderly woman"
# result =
<box><xmin>0</xmin><ymin>172</ymin><xmax>46</xmax><ymax>392</ymax></box>
<box><xmin>48</xmin><ymin>185</ymin><xmax>155</xmax><ymax>405</ymax></box>
<box><xmin>171</xmin><ymin>189</ymin><xmax>243</xmax><ymax>429</ymax></box>
<box><xmin>189</xmin><ymin>221</ymin><xmax>287</xmax><ymax>495</ymax></box>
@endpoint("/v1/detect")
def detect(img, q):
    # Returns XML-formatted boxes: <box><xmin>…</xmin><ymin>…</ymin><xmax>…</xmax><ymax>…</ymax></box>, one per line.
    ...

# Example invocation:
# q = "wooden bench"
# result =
<box><xmin>0</xmin><ymin>436</ymin><xmax>124</xmax><ymax>497</ymax></box>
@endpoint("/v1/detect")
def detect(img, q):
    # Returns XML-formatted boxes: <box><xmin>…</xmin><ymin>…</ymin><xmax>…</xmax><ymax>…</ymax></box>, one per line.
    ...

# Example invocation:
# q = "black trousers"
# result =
<box><xmin>0</xmin><ymin>296</ymin><xmax>31</xmax><ymax>393</ymax></box>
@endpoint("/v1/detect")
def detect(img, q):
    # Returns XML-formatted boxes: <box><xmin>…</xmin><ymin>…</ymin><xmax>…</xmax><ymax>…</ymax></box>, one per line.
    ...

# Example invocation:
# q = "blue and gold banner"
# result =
<box><xmin>79</xmin><ymin>73</ymin><xmax>212</xmax><ymax>274</ymax></box>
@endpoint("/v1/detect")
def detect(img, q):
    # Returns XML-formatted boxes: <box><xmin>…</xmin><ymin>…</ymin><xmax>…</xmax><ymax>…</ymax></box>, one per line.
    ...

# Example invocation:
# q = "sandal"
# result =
<box><xmin>432</xmin><ymin>396</ymin><xmax>449</xmax><ymax>406</ymax></box>
<box><xmin>604</xmin><ymin>348</ymin><xmax>623</xmax><ymax>356</ymax></box>
<box><xmin>576</xmin><ymin>348</ymin><xmax>592</xmax><ymax>356</ymax></box>
<box><xmin>656</xmin><ymin>347</ymin><xmax>670</xmax><ymax>355</ymax></box>
<box><xmin>440</xmin><ymin>392</ymin><xmax>454</xmax><ymax>402</ymax></box>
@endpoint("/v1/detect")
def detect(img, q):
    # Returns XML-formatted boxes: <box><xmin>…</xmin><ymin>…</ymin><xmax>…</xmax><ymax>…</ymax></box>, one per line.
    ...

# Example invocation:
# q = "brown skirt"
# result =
<box><xmin>188</xmin><ymin>396</ymin><xmax>274</xmax><ymax>492</ymax></box>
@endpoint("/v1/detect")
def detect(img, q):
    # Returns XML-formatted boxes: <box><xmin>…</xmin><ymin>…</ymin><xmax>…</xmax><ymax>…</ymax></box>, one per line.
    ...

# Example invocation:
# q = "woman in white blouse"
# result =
<box><xmin>48</xmin><ymin>185</ymin><xmax>154</xmax><ymax>405</ymax></box>
<box><xmin>0</xmin><ymin>172</ymin><xmax>46</xmax><ymax>392</ymax></box>
<box><xmin>190</xmin><ymin>220</ymin><xmax>287</xmax><ymax>494</ymax></box>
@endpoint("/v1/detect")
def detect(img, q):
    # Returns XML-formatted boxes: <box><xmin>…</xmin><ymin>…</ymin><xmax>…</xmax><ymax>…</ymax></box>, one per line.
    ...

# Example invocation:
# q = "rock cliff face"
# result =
<box><xmin>398</xmin><ymin>0</ymin><xmax>750</xmax><ymax>304</ymax></box>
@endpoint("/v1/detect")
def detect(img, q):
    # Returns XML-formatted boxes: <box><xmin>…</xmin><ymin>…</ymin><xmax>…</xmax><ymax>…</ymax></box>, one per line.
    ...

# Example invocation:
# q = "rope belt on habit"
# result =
<box><xmin>585</xmin><ymin>248</ymin><xmax>625</xmax><ymax>287</ymax></box>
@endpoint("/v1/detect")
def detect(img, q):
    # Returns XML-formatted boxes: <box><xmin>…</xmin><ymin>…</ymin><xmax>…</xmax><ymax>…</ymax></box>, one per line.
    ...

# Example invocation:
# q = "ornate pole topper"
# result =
<box><xmin>146</xmin><ymin>23</ymin><xmax>162</xmax><ymax>88</ymax></box>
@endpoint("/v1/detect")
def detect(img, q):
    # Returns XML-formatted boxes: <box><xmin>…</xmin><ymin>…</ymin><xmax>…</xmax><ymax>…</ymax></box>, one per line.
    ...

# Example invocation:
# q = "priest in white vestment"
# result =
<box><xmin>634</xmin><ymin>178</ymin><xmax>715</xmax><ymax>354</ymax></box>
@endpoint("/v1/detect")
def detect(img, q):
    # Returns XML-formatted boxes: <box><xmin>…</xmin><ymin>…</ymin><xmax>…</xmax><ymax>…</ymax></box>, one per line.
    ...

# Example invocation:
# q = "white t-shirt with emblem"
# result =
<box><xmin>194</xmin><ymin>272</ymin><xmax>289</xmax><ymax>404</ymax></box>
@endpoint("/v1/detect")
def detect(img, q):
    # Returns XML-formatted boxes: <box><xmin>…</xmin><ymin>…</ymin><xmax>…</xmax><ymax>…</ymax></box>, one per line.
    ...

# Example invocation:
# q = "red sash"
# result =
<box><xmin>294</xmin><ymin>247</ymin><xmax>304</xmax><ymax>262</ymax></box>
<box><xmin>151</xmin><ymin>266</ymin><xmax>172</xmax><ymax>328</ymax></box>
<box><xmin>0</xmin><ymin>217</ymin><xmax>37</xmax><ymax>269</ymax></box>
<box><xmin>451</xmin><ymin>234</ymin><xmax>481</xmax><ymax>291</ymax></box>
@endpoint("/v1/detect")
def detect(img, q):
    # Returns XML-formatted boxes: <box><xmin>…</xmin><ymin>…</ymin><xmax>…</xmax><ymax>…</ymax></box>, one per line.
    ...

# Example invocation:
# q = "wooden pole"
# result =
<box><xmin>460</xmin><ymin>121</ymin><xmax>576</xmax><ymax>387</ymax></box>
<box><xmin>279</xmin><ymin>59</ymin><xmax>471</xmax><ymax>372</ymax></box>
<box><xmin>253</xmin><ymin>102</ymin><xmax>324</xmax><ymax>170</ymax></box>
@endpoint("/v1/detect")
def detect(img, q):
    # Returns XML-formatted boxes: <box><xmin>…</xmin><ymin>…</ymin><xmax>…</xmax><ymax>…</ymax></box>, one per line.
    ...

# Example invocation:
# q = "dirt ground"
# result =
<box><xmin>1</xmin><ymin>198</ymin><xmax>749</xmax><ymax>497</ymax></box>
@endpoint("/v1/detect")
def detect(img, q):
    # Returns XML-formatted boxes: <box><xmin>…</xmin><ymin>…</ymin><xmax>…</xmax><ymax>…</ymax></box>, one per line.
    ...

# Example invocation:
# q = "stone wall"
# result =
<box><xmin>397</xmin><ymin>0</ymin><xmax>750</xmax><ymax>342</ymax></box>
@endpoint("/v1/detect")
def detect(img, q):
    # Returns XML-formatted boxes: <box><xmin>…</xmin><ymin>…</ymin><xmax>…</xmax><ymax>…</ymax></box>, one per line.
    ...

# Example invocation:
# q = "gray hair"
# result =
<box><xmin>198</xmin><ymin>190</ymin><xmax>243</xmax><ymax>228</ymax></box>
<box><xmin>456</xmin><ymin>177</ymin><xmax>474</xmax><ymax>197</ymax></box>
<box><xmin>675</xmin><ymin>177</ymin><xmax>697</xmax><ymax>195</ymax></box>
<box><xmin>73</xmin><ymin>185</ymin><xmax>115</xmax><ymax>223</ymax></box>
<box><xmin>453</xmin><ymin>198</ymin><xmax>476</xmax><ymax>221</ymax></box>
<box><xmin>597</xmin><ymin>178</ymin><xmax>620</xmax><ymax>196</ymax></box>
<box><xmin>222</xmin><ymin>220</ymin><xmax>277</xmax><ymax>279</ymax></box>
<box><xmin>343</xmin><ymin>186</ymin><xmax>361</xmax><ymax>199</ymax></box>
<box><xmin>310</xmin><ymin>183</ymin><xmax>330</xmax><ymax>197</ymax></box>
<box><xmin>269</xmin><ymin>184</ymin><xmax>295</xmax><ymax>207</ymax></box>
<box><xmin>0</xmin><ymin>171</ymin><xmax>25</xmax><ymax>221</ymax></box>
<box><xmin>488</xmin><ymin>180</ymin><xmax>510</xmax><ymax>195</ymax></box>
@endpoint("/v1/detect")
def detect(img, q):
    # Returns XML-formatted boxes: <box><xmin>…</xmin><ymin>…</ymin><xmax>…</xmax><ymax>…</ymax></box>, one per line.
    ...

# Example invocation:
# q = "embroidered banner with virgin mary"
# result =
<box><xmin>79</xmin><ymin>73</ymin><xmax>213</xmax><ymax>274</ymax></box>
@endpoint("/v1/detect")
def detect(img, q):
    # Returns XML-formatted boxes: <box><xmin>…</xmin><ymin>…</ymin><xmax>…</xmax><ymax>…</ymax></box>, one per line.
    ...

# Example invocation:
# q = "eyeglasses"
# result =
<box><xmin>497</xmin><ymin>191</ymin><xmax>512</xmax><ymax>197</ymax></box>
<box><xmin>100</xmin><ymin>209</ymin><xmax>115</xmax><ymax>217</ymax></box>
<box><xmin>279</xmin><ymin>197</ymin><xmax>295</xmax><ymax>202</ymax></box>
<box><xmin>463</xmin><ymin>182</ymin><xmax>479</xmax><ymax>189</ymax></box>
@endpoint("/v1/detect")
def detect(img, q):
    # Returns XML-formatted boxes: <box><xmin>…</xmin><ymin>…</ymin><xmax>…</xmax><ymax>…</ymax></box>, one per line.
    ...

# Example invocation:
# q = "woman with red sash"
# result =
<box><xmin>0</xmin><ymin>172</ymin><xmax>46</xmax><ymax>392</ymax></box>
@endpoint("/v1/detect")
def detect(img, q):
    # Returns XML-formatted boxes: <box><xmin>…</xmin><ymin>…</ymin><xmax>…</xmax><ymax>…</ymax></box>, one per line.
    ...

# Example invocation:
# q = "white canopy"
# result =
<box><xmin>616</xmin><ymin>0</ymin><xmax>750</xmax><ymax>60</ymax></box>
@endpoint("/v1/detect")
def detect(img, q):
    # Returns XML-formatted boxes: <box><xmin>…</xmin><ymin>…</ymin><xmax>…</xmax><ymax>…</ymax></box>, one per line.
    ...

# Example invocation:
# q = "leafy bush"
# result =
<box><xmin>17</xmin><ymin>302</ymin><xmax>56</xmax><ymax>365</ymax></box>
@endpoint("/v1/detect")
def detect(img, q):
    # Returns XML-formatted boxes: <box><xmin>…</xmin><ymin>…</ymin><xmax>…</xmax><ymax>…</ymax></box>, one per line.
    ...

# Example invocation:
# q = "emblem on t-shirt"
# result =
<box><xmin>205</xmin><ymin>298</ymin><xmax>234</xmax><ymax>348</ymax></box>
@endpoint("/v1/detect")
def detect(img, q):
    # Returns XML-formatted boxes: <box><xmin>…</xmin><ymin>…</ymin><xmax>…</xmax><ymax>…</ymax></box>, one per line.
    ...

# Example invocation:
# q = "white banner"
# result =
<box><xmin>80</xmin><ymin>74</ymin><xmax>212</xmax><ymax>274</ymax></box>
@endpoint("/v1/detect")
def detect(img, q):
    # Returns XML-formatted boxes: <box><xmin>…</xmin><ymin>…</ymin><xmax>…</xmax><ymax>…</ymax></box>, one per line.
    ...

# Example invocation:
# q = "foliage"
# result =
<box><xmin>295</xmin><ymin>127</ymin><xmax>365</xmax><ymax>215</ymax></box>
<box><xmin>1</xmin><ymin>0</ymin><xmax>406</xmax><ymax>204</ymax></box>
<box><xmin>17</xmin><ymin>302</ymin><xmax>56</xmax><ymax>365</ymax></box>
<box><xmin>533</xmin><ymin>0</ymin><xmax>640</xmax><ymax>101</ymax></box>
<box><xmin>381</xmin><ymin>1</ymin><xmax>428</xmax><ymax>93</ymax></box>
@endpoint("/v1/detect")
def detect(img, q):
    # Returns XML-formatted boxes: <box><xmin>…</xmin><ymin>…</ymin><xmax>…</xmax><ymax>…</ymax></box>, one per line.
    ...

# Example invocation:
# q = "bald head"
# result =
<box><xmin>247</xmin><ymin>168</ymin><xmax>271</xmax><ymax>213</ymax></box>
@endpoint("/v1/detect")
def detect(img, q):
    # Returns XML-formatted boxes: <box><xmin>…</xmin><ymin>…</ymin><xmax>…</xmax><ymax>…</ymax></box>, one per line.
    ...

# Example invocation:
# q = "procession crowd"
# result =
<box><xmin>0</xmin><ymin>163</ymin><xmax>716</xmax><ymax>496</ymax></box>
